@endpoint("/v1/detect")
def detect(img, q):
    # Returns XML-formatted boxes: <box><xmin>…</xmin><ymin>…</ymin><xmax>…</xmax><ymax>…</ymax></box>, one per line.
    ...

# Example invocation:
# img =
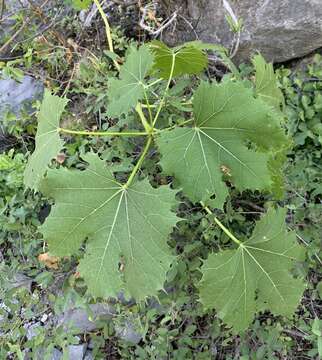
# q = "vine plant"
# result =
<box><xmin>23</xmin><ymin>9</ymin><xmax>306</xmax><ymax>332</ymax></box>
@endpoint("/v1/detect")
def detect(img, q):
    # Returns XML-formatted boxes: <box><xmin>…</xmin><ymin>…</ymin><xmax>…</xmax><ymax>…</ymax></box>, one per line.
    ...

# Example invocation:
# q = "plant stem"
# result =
<box><xmin>135</xmin><ymin>103</ymin><xmax>152</xmax><ymax>133</ymax></box>
<box><xmin>59</xmin><ymin>117</ymin><xmax>193</xmax><ymax>139</ymax></box>
<box><xmin>141</xmin><ymin>103</ymin><xmax>158</xmax><ymax>108</ymax></box>
<box><xmin>124</xmin><ymin>136</ymin><xmax>153</xmax><ymax>188</ymax></box>
<box><xmin>152</xmin><ymin>54</ymin><xmax>176</xmax><ymax>127</ymax></box>
<box><xmin>147</xmin><ymin>78</ymin><xmax>163</xmax><ymax>88</ymax></box>
<box><xmin>155</xmin><ymin>119</ymin><xmax>193</xmax><ymax>133</ymax></box>
<box><xmin>201</xmin><ymin>202</ymin><xmax>242</xmax><ymax>246</ymax></box>
<box><xmin>58</xmin><ymin>128</ymin><xmax>148</xmax><ymax>137</ymax></box>
<box><xmin>93</xmin><ymin>0</ymin><xmax>120</xmax><ymax>71</ymax></box>
<box><xmin>143</xmin><ymin>89</ymin><xmax>153</xmax><ymax>125</ymax></box>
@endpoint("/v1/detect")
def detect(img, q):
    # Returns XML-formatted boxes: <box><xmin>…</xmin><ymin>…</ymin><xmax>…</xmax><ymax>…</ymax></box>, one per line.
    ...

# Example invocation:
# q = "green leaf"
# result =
<box><xmin>66</xmin><ymin>0</ymin><xmax>92</xmax><ymax>10</ymax></box>
<box><xmin>150</xmin><ymin>40</ymin><xmax>208</xmax><ymax>79</ymax></box>
<box><xmin>268</xmin><ymin>146</ymin><xmax>289</xmax><ymax>200</ymax></box>
<box><xmin>317</xmin><ymin>281</ymin><xmax>322</xmax><ymax>299</ymax></box>
<box><xmin>24</xmin><ymin>90</ymin><xmax>68</xmax><ymax>190</ymax></box>
<box><xmin>198</xmin><ymin>207</ymin><xmax>306</xmax><ymax>331</ymax></box>
<box><xmin>107</xmin><ymin>45</ymin><xmax>154</xmax><ymax>117</ymax></box>
<box><xmin>39</xmin><ymin>153</ymin><xmax>178</xmax><ymax>299</ymax></box>
<box><xmin>253</xmin><ymin>54</ymin><xmax>284</xmax><ymax>111</ymax></box>
<box><xmin>157</xmin><ymin>80</ymin><xmax>287</xmax><ymax>208</ymax></box>
<box><xmin>184</xmin><ymin>41</ymin><xmax>240</xmax><ymax>78</ymax></box>
<box><xmin>104</xmin><ymin>50</ymin><xmax>120</xmax><ymax>62</ymax></box>
<box><xmin>318</xmin><ymin>337</ymin><xmax>322</xmax><ymax>359</ymax></box>
<box><xmin>312</xmin><ymin>318</ymin><xmax>322</xmax><ymax>337</ymax></box>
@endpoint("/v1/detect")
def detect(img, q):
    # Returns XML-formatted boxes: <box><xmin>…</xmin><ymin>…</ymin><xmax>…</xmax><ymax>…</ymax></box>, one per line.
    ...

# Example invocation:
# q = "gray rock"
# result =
<box><xmin>50</xmin><ymin>349</ymin><xmax>63</xmax><ymax>360</ymax></box>
<box><xmin>7</xmin><ymin>272</ymin><xmax>33</xmax><ymax>291</ymax></box>
<box><xmin>116</xmin><ymin>320</ymin><xmax>143</xmax><ymax>344</ymax></box>
<box><xmin>58</xmin><ymin>303</ymin><xmax>143</xmax><ymax>344</ymax></box>
<box><xmin>0</xmin><ymin>76</ymin><xmax>43</xmax><ymax>120</ymax></box>
<box><xmin>68</xmin><ymin>344</ymin><xmax>87</xmax><ymax>360</ymax></box>
<box><xmin>35</xmin><ymin>348</ymin><xmax>63</xmax><ymax>360</ymax></box>
<box><xmin>117</xmin><ymin>291</ymin><xmax>136</xmax><ymax>306</ymax></box>
<box><xmin>84</xmin><ymin>351</ymin><xmax>94</xmax><ymax>360</ymax></box>
<box><xmin>58</xmin><ymin>303</ymin><xmax>115</xmax><ymax>332</ymax></box>
<box><xmin>166</xmin><ymin>0</ymin><xmax>322</xmax><ymax>63</ymax></box>
<box><xmin>25</xmin><ymin>322</ymin><xmax>41</xmax><ymax>340</ymax></box>
<box><xmin>24</xmin><ymin>347</ymin><xmax>62</xmax><ymax>360</ymax></box>
<box><xmin>87</xmin><ymin>339</ymin><xmax>94</xmax><ymax>349</ymax></box>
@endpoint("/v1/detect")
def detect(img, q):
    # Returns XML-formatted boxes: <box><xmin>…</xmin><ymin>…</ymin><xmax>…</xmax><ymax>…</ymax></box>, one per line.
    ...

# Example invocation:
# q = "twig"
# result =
<box><xmin>177</xmin><ymin>14</ymin><xmax>199</xmax><ymax>40</ymax></box>
<box><xmin>290</xmin><ymin>229</ymin><xmax>322</xmax><ymax>265</ymax></box>
<box><xmin>0</xmin><ymin>0</ymin><xmax>4</xmax><ymax>21</ymax></box>
<box><xmin>0</xmin><ymin>21</ymin><xmax>28</xmax><ymax>55</ymax></box>
<box><xmin>111</xmin><ymin>0</ymin><xmax>138</xmax><ymax>6</ymax></box>
<box><xmin>235</xmin><ymin>200</ymin><xmax>265</xmax><ymax>212</ymax></box>
<box><xmin>26</xmin><ymin>0</ymin><xmax>66</xmax><ymax>46</ymax></box>
<box><xmin>80</xmin><ymin>0</ymin><xmax>113</xmax><ymax>28</ymax></box>
<box><xmin>62</xmin><ymin>63</ymin><xmax>76</xmax><ymax>96</ymax></box>
<box><xmin>17</xmin><ymin>10</ymin><xmax>62</xmax><ymax>45</ymax></box>
<box><xmin>283</xmin><ymin>328</ymin><xmax>308</xmax><ymax>339</ymax></box>
<box><xmin>139</xmin><ymin>5</ymin><xmax>177</xmax><ymax>37</ymax></box>
<box><xmin>223</xmin><ymin>0</ymin><xmax>240</xmax><ymax>59</ymax></box>
<box><xmin>0</xmin><ymin>0</ymin><xmax>61</xmax><ymax>55</ymax></box>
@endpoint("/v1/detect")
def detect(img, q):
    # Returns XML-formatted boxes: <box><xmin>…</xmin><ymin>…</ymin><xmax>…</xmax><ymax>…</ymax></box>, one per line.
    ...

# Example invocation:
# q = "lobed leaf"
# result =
<box><xmin>107</xmin><ymin>45</ymin><xmax>154</xmax><ymax>117</ymax></box>
<box><xmin>253</xmin><ymin>54</ymin><xmax>284</xmax><ymax>111</ymax></box>
<box><xmin>268</xmin><ymin>147</ymin><xmax>289</xmax><ymax>200</ymax></box>
<box><xmin>24</xmin><ymin>90</ymin><xmax>68</xmax><ymax>191</ymax></box>
<box><xmin>40</xmin><ymin>153</ymin><xmax>178</xmax><ymax>300</ymax></box>
<box><xmin>199</xmin><ymin>207</ymin><xmax>306</xmax><ymax>331</ymax></box>
<box><xmin>184</xmin><ymin>41</ymin><xmax>240</xmax><ymax>78</ymax></box>
<box><xmin>157</xmin><ymin>80</ymin><xmax>287</xmax><ymax>208</ymax></box>
<box><xmin>150</xmin><ymin>40</ymin><xmax>208</xmax><ymax>79</ymax></box>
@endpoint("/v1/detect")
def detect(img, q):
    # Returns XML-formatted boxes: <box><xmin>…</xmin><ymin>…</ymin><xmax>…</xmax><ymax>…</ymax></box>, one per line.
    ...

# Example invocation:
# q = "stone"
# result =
<box><xmin>0</xmin><ymin>75</ymin><xmax>43</xmax><ymax>153</ymax></box>
<box><xmin>36</xmin><ymin>348</ymin><xmax>62</xmax><ymax>360</ymax></box>
<box><xmin>87</xmin><ymin>339</ymin><xmax>94</xmax><ymax>349</ymax></box>
<box><xmin>24</xmin><ymin>347</ymin><xmax>62</xmax><ymax>360</ymax></box>
<box><xmin>58</xmin><ymin>303</ymin><xmax>115</xmax><ymax>332</ymax></box>
<box><xmin>68</xmin><ymin>344</ymin><xmax>87</xmax><ymax>360</ymax></box>
<box><xmin>165</xmin><ymin>0</ymin><xmax>322</xmax><ymax>63</ymax></box>
<box><xmin>44</xmin><ymin>348</ymin><xmax>63</xmax><ymax>360</ymax></box>
<box><xmin>8</xmin><ymin>272</ymin><xmax>33</xmax><ymax>291</ymax></box>
<box><xmin>116</xmin><ymin>291</ymin><xmax>136</xmax><ymax>306</ymax></box>
<box><xmin>0</xmin><ymin>76</ymin><xmax>43</xmax><ymax>120</ymax></box>
<box><xmin>50</xmin><ymin>349</ymin><xmax>63</xmax><ymax>360</ymax></box>
<box><xmin>25</xmin><ymin>322</ymin><xmax>42</xmax><ymax>340</ymax></box>
<box><xmin>116</xmin><ymin>320</ymin><xmax>143</xmax><ymax>344</ymax></box>
<box><xmin>84</xmin><ymin>351</ymin><xmax>94</xmax><ymax>360</ymax></box>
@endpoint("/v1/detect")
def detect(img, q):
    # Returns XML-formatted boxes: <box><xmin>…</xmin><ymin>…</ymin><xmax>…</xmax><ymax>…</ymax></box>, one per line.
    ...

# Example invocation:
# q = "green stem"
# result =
<box><xmin>152</xmin><ymin>53</ymin><xmax>176</xmax><ymax>127</ymax></box>
<box><xmin>135</xmin><ymin>103</ymin><xmax>152</xmax><ymax>133</ymax></box>
<box><xmin>154</xmin><ymin>119</ymin><xmax>193</xmax><ymax>133</ymax></box>
<box><xmin>58</xmin><ymin>128</ymin><xmax>147</xmax><ymax>137</ymax></box>
<box><xmin>58</xmin><ymin>118</ymin><xmax>193</xmax><ymax>138</ymax></box>
<box><xmin>141</xmin><ymin>103</ymin><xmax>158</xmax><ymax>109</ymax></box>
<box><xmin>147</xmin><ymin>78</ymin><xmax>163</xmax><ymax>88</ymax></box>
<box><xmin>93</xmin><ymin>0</ymin><xmax>120</xmax><ymax>71</ymax></box>
<box><xmin>142</xmin><ymin>101</ymin><xmax>192</xmax><ymax>109</ymax></box>
<box><xmin>201</xmin><ymin>202</ymin><xmax>242</xmax><ymax>246</ymax></box>
<box><xmin>124</xmin><ymin>136</ymin><xmax>153</xmax><ymax>188</ymax></box>
<box><xmin>143</xmin><ymin>89</ymin><xmax>153</xmax><ymax>125</ymax></box>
